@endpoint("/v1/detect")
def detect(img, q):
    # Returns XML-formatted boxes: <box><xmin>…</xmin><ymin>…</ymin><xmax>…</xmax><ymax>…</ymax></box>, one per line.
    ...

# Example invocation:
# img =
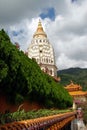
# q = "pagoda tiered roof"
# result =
<box><xmin>65</xmin><ymin>81</ymin><xmax>87</xmax><ymax>97</ymax></box>
<box><xmin>33</xmin><ymin>20</ymin><xmax>47</xmax><ymax>38</ymax></box>
<box><xmin>69</xmin><ymin>91</ymin><xmax>87</xmax><ymax>97</ymax></box>
<box><xmin>65</xmin><ymin>81</ymin><xmax>82</xmax><ymax>92</ymax></box>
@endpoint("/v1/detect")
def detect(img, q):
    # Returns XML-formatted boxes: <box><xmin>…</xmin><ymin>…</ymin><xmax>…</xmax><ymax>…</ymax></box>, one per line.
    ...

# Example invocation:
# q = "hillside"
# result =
<box><xmin>58</xmin><ymin>68</ymin><xmax>87</xmax><ymax>90</ymax></box>
<box><xmin>0</xmin><ymin>29</ymin><xmax>72</xmax><ymax>109</ymax></box>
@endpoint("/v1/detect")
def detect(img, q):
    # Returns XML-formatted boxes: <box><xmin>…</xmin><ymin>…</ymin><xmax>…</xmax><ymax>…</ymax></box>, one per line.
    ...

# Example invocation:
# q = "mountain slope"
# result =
<box><xmin>58</xmin><ymin>68</ymin><xmax>87</xmax><ymax>90</ymax></box>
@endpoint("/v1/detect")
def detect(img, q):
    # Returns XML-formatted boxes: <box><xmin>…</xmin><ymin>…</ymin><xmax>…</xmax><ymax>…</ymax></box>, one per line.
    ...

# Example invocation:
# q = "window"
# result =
<box><xmin>50</xmin><ymin>70</ymin><xmax>52</xmax><ymax>75</ymax></box>
<box><xmin>46</xmin><ymin>58</ymin><xmax>48</xmax><ymax>63</ymax></box>
<box><xmin>36</xmin><ymin>40</ymin><xmax>38</xmax><ymax>43</ymax></box>
<box><xmin>40</xmin><ymin>50</ymin><xmax>42</xmax><ymax>53</ymax></box>
<box><xmin>40</xmin><ymin>40</ymin><xmax>41</xmax><ymax>42</ymax></box>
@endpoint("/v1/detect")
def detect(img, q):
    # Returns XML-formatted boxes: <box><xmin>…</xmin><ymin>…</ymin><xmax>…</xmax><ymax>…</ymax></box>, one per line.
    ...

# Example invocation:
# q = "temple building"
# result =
<box><xmin>28</xmin><ymin>20</ymin><xmax>59</xmax><ymax>80</ymax></box>
<box><xmin>65</xmin><ymin>81</ymin><xmax>87</xmax><ymax>104</ymax></box>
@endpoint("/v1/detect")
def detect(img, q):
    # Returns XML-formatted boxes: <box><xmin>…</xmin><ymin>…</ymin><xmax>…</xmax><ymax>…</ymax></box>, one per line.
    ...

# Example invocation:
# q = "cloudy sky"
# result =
<box><xmin>0</xmin><ymin>0</ymin><xmax>87</xmax><ymax>70</ymax></box>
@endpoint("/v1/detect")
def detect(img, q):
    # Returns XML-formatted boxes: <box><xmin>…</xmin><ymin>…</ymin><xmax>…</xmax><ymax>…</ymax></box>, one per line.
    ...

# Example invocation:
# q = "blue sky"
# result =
<box><xmin>12</xmin><ymin>29</ymin><xmax>24</xmax><ymax>37</ymax></box>
<box><xmin>40</xmin><ymin>7</ymin><xmax>55</xmax><ymax>21</ymax></box>
<box><xmin>71</xmin><ymin>0</ymin><xmax>77</xmax><ymax>2</ymax></box>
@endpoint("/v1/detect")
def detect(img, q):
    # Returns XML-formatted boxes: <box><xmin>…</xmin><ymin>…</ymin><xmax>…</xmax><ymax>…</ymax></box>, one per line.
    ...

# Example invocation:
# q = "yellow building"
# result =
<box><xmin>65</xmin><ymin>81</ymin><xmax>87</xmax><ymax>103</ymax></box>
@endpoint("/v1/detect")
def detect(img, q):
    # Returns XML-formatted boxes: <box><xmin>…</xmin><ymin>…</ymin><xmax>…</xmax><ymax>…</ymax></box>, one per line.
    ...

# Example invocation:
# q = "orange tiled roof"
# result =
<box><xmin>65</xmin><ymin>81</ymin><xmax>82</xmax><ymax>91</ymax></box>
<box><xmin>69</xmin><ymin>91</ymin><xmax>87</xmax><ymax>96</ymax></box>
<box><xmin>65</xmin><ymin>81</ymin><xmax>87</xmax><ymax>97</ymax></box>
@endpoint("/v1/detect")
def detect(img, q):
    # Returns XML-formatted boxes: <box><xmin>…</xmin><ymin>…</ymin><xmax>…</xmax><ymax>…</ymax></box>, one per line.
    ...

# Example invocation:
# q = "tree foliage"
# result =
<box><xmin>58</xmin><ymin>68</ymin><xmax>87</xmax><ymax>90</ymax></box>
<box><xmin>0</xmin><ymin>29</ymin><xmax>72</xmax><ymax>108</ymax></box>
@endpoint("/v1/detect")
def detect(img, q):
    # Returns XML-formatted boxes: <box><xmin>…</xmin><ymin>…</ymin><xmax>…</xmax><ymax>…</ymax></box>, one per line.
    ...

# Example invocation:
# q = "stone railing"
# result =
<box><xmin>0</xmin><ymin>111</ymin><xmax>76</xmax><ymax>130</ymax></box>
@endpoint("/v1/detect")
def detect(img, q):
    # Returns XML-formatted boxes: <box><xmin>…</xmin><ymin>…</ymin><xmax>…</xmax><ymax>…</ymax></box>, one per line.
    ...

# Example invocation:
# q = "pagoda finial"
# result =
<box><xmin>71</xmin><ymin>80</ymin><xmax>73</xmax><ymax>84</ymax></box>
<box><xmin>33</xmin><ymin>20</ymin><xmax>47</xmax><ymax>38</ymax></box>
<box><xmin>39</xmin><ymin>19</ymin><xmax>41</xmax><ymax>22</ymax></box>
<box><xmin>37</xmin><ymin>19</ymin><xmax>43</xmax><ymax>29</ymax></box>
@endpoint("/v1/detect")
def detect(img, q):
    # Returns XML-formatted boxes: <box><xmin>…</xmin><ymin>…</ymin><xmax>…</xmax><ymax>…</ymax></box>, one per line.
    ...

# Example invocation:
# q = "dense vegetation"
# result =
<box><xmin>58</xmin><ymin>68</ymin><xmax>87</xmax><ymax>90</ymax></box>
<box><xmin>0</xmin><ymin>109</ymin><xmax>71</xmax><ymax>124</ymax></box>
<box><xmin>0</xmin><ymin>29</ymin><xmax>72</xmax><ymax>109</ymax></box>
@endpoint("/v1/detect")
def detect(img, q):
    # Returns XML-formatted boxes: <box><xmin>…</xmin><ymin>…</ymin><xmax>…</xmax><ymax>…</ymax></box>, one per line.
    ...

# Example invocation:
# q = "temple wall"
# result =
<box><xmin>0</xmin><ymin>95</ymin><xmax>42</xmax><ymax>113</ymax></box>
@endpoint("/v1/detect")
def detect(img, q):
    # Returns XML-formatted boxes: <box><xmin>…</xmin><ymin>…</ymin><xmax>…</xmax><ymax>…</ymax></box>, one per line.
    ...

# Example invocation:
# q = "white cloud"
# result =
<box><xmin>0</xmin><ymin>0</ymin><xmax>87</xmax><ymax>70</ymax></box>
<box><xmin>57</xmin><ymin>53</ymin><xmax>87</xmax><ymax>70</ymax></box>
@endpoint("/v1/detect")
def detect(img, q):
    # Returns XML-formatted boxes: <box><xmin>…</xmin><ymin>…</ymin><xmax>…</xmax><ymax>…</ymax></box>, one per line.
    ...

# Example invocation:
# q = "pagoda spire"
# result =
<box><xmin>33</xmin><ymin>20</ymin><xmax>47</xmax><ymax>38</ymax></box>
<box><xmin>37</xmin><ymin>19</ymin><xmax>44</xmax><ymax>32</ymax></box>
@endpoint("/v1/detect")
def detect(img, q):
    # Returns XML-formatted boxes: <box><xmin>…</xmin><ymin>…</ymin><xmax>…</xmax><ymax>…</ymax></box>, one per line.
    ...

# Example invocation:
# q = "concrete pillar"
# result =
<box><xmin>73</xmin><ymin>101</ymin><xmax>77</xmax><ymax>110</ymax></box>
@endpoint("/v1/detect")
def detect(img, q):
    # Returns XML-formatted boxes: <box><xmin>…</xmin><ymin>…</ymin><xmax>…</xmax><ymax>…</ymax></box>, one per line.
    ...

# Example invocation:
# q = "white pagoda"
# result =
<box><xmin>28</xmin><ymin>20</ymin><xmax>57</xmax><ymax>78</ymax></box>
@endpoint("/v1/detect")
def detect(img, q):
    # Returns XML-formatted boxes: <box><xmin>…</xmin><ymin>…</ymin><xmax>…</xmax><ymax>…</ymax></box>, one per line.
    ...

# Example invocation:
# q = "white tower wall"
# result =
<box><xmin>28</xmin><ymin>20</ymin><xmax>57</xmax><ymax>77</ymax></box>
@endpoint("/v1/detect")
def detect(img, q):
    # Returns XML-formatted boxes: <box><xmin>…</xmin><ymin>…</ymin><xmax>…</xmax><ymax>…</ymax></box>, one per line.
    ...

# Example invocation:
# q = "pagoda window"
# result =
<box><xmin>48</xmin><ymin>59</ymin><xmax>50</xmax><ymax>63</ymax></box>
<box><xmin>45</xmin><ymin>67</ymin><xmax>48</xmax><ymax>73</ymax></box>
<box><xmin>43</xmin><ymin>58</ymin><xmax>45</xmax><ymax>62</ymax></box>
<box><xmin>40</xmin><ymin>40</ymin><xmax>41</xmax><ymax>42</ymax></box>
<box><xmin>50</xmin><ymin>70</ymin><xmax>52</xmax><ymax>75</ymax></box>
<box><xmin>36</xmin><ymin>40</ymin><xmax>38</xmax><ymax>43</ymax></box>
<box><xmin>46</xmin><ymin>58</ymin><xmax>48</xmax><ymax>63</ymax></box>
<box><xmin>51</xmin><ymin>60</ymin><xmax>53</xmax><ymax>63</ymax></box>
<box><xmin>40</xmin><ymin>50</ymin><xmax>42</xmax><ymax>53</ymax></box>
<box><xmin>42</xmin><ymin>58</ymin><xmax>44</xmax><ymax>63</ymax></box>
<box><xmin>43</xmin><ymin>40</ymin><xmax>45</xmax><ymax>42</ymax></box>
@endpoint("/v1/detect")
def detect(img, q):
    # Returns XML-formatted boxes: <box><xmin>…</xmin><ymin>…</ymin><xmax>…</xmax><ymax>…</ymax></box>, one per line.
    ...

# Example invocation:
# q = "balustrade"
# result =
<box><xmin>0</xmin><ymin>112</ymin><xmax>76</xmax><ymax>130</ymax></box>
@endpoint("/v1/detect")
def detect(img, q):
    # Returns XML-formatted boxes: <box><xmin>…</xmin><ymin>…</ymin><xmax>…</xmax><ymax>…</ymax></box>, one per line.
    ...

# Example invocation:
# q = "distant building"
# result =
<box><xmin>28</xmin><ymin>20</ymin><xmax>59</xmax><ymax>81</ymax></box>
<box><xmin>65</xmin><ymin>81</ymin><xmax>87</xmax><ymax>104</ymax></box>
